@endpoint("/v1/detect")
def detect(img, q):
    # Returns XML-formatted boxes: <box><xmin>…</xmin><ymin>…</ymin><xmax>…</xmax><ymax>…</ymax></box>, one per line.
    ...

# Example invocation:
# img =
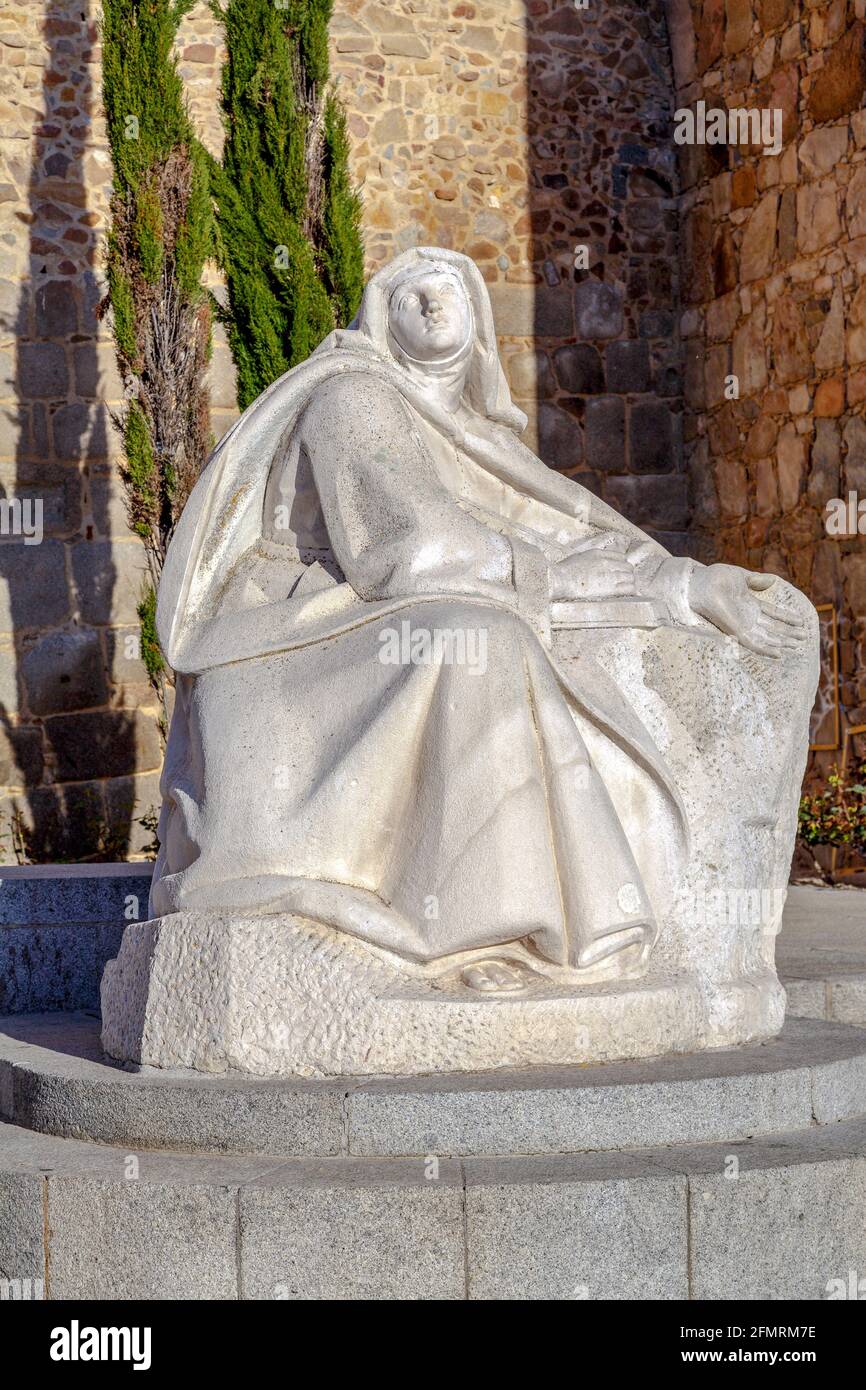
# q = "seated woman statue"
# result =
<box><xmin>150</xmin><ymin>246</ymin><xmax>814</xmax><ymax>997</ymax></box>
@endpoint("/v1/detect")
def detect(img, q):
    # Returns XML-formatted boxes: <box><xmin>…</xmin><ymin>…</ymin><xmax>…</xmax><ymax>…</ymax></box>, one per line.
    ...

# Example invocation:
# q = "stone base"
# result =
<box><xmin>99</xmin><ymin>912</ymin><xmax>784</xmax><ymax>1077</ymax></box>
<box><xmin>2</xmin><ymin>1012</ymin><xmax>866</xmax><ymax>1299</ymax></box>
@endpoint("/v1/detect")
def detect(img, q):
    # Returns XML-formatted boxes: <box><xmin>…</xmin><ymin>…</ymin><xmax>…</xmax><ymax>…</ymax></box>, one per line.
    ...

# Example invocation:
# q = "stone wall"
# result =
<box><xmin>667</xmin><ymin>0</ymin><xmax>866</xmax><ymax>826</ymax></box>
<box><xmin>0</xmin><ymin>2</ymin><xmax>227</xmax><ymax>861</ymax></box>
<box><xmin>0</xmin><ymin>0</ymin><xmax>690</xmax><ymax>861</ymax></box>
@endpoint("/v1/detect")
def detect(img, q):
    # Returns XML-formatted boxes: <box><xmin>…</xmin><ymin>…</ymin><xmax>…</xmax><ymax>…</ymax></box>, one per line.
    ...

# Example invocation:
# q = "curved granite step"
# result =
<box><xmin>2</xmin><ymin>1109</ymin><xmax>865</xmax><ymax>1300</ymax></box>
<box><xmin>2</xmin><ymin>1011</ymin><xmax>866</xmax><ymax>1158</ymax></box>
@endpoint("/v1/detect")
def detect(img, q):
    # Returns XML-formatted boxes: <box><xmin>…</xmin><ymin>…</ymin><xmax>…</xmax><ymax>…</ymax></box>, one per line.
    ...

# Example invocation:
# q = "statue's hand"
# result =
<box><xmin>688</xmin><ymin>563</ymin><xmax>808</xmax><ymax>658</ymax></box>
<box><xmin>550</xmin><ymin>534</ymin><xmax>637</xmax><ymax>600</ymax></box>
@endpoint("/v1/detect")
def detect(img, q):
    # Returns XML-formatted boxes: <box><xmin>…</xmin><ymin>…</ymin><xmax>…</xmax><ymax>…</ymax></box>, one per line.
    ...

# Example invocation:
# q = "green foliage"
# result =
<box><xmin>212</xmin><ymin>0</ymin><xmax>363</xmax><ymax>407</ymax></box>
<box><xmin>799</xmin><ymin>762</ymin><xmax>866</xmax><ymax>850</ymax></box>
<box><xmin>102</xmin><ymin>0</ymin><xmax>214</xmax><ymax>705</ymax></box>
<box><xmin>137</xmin><ymin>584</ymin><xmax>165</xmax><ymax>683</ymax></box>
<box><xmin>122</xmin><ymin>401</ymin><xmax>158</xmax><ymax>539</ymax></box>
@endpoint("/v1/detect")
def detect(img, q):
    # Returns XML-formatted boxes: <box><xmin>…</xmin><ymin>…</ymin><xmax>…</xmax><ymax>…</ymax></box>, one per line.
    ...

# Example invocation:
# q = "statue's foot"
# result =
<box><xmin>461</xmin><ymin>958</ymin><xmax>534</xmax><ymax>993</ymax></box>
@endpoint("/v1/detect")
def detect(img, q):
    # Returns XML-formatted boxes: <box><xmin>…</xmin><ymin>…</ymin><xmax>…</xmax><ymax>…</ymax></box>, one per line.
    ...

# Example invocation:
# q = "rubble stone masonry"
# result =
<box><xmin>0</xmin><ymin>0</ymin><xmax>862</xmax><ymax>858</ymax></box>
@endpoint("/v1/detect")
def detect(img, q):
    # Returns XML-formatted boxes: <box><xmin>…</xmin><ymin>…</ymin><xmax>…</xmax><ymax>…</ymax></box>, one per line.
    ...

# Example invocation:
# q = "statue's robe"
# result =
<box><xmin>151</xmin><ymin>357</ymin><xmax>698</xmax><ymax>973</ymax></box>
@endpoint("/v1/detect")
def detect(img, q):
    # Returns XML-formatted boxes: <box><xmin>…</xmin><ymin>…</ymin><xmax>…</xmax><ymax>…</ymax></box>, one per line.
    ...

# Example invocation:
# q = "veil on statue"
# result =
<box><xmin>157</xmin><ymin>246</ymin><xmax>662</xmax><ymax>674</ymax></box>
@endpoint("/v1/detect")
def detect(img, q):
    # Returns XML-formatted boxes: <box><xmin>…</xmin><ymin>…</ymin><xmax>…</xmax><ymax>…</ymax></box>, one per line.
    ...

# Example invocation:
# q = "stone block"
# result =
<box><xmin>239</xmin><ymin>1161</ymin><xmax>465</xmax><ymax>1300</ymax></box>
<box><xmin>51</xmin><ymin>402</ymin><xmax>109</xmax><ymax>462</ymax></box>
<box><xmin>73</xmin><ymin>342</ymin><xmax>123</xmax><ymax>402</ymax></box>
<box><xmin>553</xmin><ymin>343</ymin><xmax>604</xmax><ymax>394</ymax></box>
<box><xmin>19</xmin><ymin>782</ymin><xmax>109</xmax><ymax>862</ymax></box>
<box><xmin>0</xmin><ymin>925</ymin><xmax>100</xmax><ymax>1013</ymax></box>
<box><xmin>504</xmin><ymin>349</ymin><xmax>556</xmax><ymax>400</ymax></box>
<box><xmin>829</xmin><ymin>979</ymin><xmax>866</xmax><ymax>1027</ymax></box>
<box><xmin>537</xmin><ymin>403</ymin><xmax>582</xmax><ymax>470</ymax></box>
<box><xmin>103</xmin><ymin>772</ymin><xmax>163</xmax><ymax>856</ymax></box>
<box><xmin>800</xmin><ymin>124</ymin><xmax>849</xmax><ymax>178</ymax></box>
<box><xmin>784</xmin><ymin>977</ymin><xmax>827</xmax><ymax>1019</ymax></box>
<box><xmin>686</xmin><ymin>1152</ymin><xmax>866</xmax><ymax>1300</ymax></box>
<box><xmin>43</xmin><ymin>709</ymin><xmax>157</xmax><ymax>781</ymax></box>
<box><xmin>808</xmin><ymin>22</ymin><xmax>866</xmax><ymax>122</ymax></box>
<box><xmin>811</xmin><ymin>1050</ymin><xmax>866</xmax><ymax>1124</ymax></box>
<box><xmin>16</xmin><ymin>342</ymin><xmax>68</xmax><ymax>399</ymax></box>
<box><xmin>629</xmin><ymin>401</ymin><xmax>675</xmax><ymax>473</ymax></box>
<box><xmin>606</xmin><ymin>341</ymin><xmax>650</xmax><ymax>393</ymax></box>
<box><xmin>0</xmin><ymin>1171</ymin><xmax>44</xmax><ymax>1292</ymax></box>
<box><xmin>0</xmin><ymin>864</ymin><xmax>154</xmax><ymax>926</ymax></box>
<box><xmin>604</xmin><ymin>475</ymin><xmax>689</xmax><ymax>530</ymax></box>
<box><xmin>797</xmin><ymin>178</ymin><xmax>841</xmax><ymax>254</ymax></box>
<box><xmin>574</xmin><ymin>280</ymin><xmax>623</xmax><ymax>340</ymax></box>
<box><xmin>843</xmin><ymin>416</ymin><xmax>866</xmax><ymax>494</ymax></box>
<box><xmin>70</xmin><ymin>538</ymin><xmax>147</xmax><ymax>625</ymax></box>
<box><xmin>487</xmin><ymin>284</ymin><xmax>573</xmax><ymax>338</ymax></box>
<box><xmin>807</xmin><ymin>419</ymin><xmax>840</xmax><ymax>508</ymax></box>
<box><xmin>464</xmin><ymin>1154</ymin><xmax>688</xmax><ymax>1299</ymax></box>
<box><xmin>0</xmin><ymin>541</ymin><xmax>70</xmax><ymax>633</ymax></box>
<box><xmin>47</xmin><ymin>1175</ymin><xmax>237</xmax><ymax>1300</ymax></box>
<box><xmin>740</xmin><ymin>192</ymin><xmax>778</xmax><ymax>283</ymax></box>
<box><xmin>19</xmin><ymin>628</ymin><xmax>108</xmax><ymax>716</ymax></box>
<box><xmin>33</xmin><ymin>280</ymin><xmax>77</xmax><ymax>338</ymax></box>
<box><xmin>585</xmin><ymin>397</ymin><xmax>625</xmax><ymax>472</ymax></box>
<box><xmin>87</xmin><ymin>472</ymin><xmax>132</xmax><ymax>539</ymax></box>
<box><xmin>0</xmin><ymin>725</ymin><xmax>43</xmax><ymax>787</ymax></box>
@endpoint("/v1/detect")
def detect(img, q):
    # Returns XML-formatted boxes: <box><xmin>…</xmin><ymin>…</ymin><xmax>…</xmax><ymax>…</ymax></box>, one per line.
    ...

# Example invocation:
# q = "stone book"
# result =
<box><xmin>550</xmin><ymin>596</ymin><xmax>670</xmax><ymax>629</ymax></box>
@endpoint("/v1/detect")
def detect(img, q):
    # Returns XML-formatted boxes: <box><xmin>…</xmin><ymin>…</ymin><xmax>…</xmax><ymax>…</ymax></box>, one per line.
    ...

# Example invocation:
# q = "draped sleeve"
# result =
<box><xmin>299</xmin><ymin>372</ymin><xmax>523</xmax><ymax>606</ymax></box>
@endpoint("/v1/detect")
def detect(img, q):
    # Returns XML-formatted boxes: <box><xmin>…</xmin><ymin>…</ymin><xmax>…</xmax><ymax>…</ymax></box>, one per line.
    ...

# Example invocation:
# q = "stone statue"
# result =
<box><xmin>101</xmin><ymin>247</ymin><xmax>820</xmax><ymax>1076</ymax></box>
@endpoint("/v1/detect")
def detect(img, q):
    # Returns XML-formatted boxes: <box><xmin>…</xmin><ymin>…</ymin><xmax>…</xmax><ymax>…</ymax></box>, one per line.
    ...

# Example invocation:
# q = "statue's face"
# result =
<box><xmin>388</xmin><ymin>270</ymin><xmax>472</xmax><ymax>361</ymax></box>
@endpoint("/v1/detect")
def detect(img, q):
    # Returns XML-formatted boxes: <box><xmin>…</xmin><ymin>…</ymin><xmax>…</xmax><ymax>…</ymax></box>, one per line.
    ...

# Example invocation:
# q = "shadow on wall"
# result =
<box><xmin>0</xmin><ymin>0</ymin><xmax>138</xmax><ymax>862</ymax></box>
<box><xmin>525</xmin><ymin>0</ymin><xmax>692</xmax><ymax>556</ymax></box>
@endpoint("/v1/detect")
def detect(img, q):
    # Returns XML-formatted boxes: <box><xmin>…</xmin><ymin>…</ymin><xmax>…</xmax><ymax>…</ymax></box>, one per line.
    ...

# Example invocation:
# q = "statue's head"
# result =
<box><xmin>386</xmin><ymin>265</ymin><xmax>473</xmax><ymax>363</ymax></box>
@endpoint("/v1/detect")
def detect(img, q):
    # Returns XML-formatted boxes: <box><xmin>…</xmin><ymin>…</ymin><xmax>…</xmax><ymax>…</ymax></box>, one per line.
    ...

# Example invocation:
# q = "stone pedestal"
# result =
<box><xmin>100</xmin><ymin>910</ymin><xmax>784</xmax><ymax>1078</ymax></box>
<box><xmin>2</xmin><ymin>1010</ymin><xmax>866</xmax><ymax>1299</ymax></box>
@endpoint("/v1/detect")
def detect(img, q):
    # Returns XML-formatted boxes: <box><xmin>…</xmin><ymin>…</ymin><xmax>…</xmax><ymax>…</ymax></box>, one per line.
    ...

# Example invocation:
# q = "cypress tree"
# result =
<box><xmin>210</xmin><ymin>0</ymin><xmax>364</xmax><ymax>409</ymax></box>
<box><xmin>101</xmin><ymin>0</ymin><xmax>213</xmax><ymax>691</ymax></box>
